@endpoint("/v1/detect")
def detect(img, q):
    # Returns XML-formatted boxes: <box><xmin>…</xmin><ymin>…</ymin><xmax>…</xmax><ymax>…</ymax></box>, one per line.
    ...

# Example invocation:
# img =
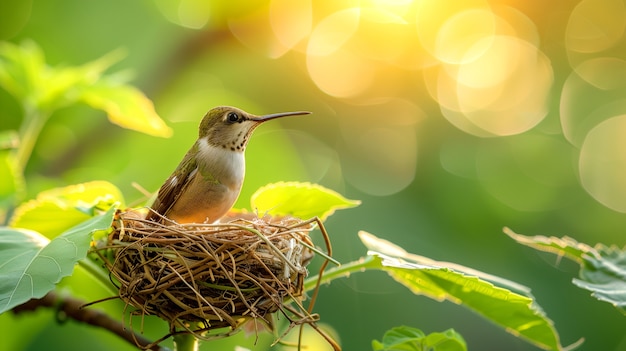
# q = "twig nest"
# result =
<box><xmin>103</xmin><ymin>209</ymin><xmax>315</xmax><ymax>335</ymax></box>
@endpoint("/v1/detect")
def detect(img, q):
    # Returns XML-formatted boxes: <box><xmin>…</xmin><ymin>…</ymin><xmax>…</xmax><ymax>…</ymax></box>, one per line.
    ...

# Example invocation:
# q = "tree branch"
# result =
<box><xmin>12</xmin><ymin>291</ymin><xmax>168</xmax><ymax>351</ymax></box>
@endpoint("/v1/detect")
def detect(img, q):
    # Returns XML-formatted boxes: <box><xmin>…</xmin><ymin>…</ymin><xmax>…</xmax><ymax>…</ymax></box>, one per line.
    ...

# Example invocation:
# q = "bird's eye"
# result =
<box><xmin>227</xmin><ymin>112</ymin><xmax>239</xmax><ymax>123</ymax></box>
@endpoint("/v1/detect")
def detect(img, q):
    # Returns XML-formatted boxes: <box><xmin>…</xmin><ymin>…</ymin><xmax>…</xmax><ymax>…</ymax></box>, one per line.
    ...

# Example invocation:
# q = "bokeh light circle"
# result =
<box><xmin>560</xmin><ymin>60</ymin><xmax>626</xmax><ymax>147</ymax></box>
<box><xmin>306</xmin><ymin>8</ymin><xmax>371</xmax><ymax>98</ymax></box>
<box><xmin>341</xmin><ymin>126</ymin><xmax>417</xmax><ymax>196</ymax></box>
<box><xmin>337</xmin><ymin>98</ymin><xmax>422</xmax><ymax>196</ymax></box>
<box><xmin>306</xmin><ymin>8</ymin><xmax>359</xmax><ymax>57</ymax></box>
<box><xmin>269</xmin><ymin>0</ymin><xmax>312</xmax><ymax>51</ymax></box>
<box><xmin>416</xmin><ymin>0</ymin><xmax>494</xmax><ymax>63</ymax></box>
<box><xmin>565</xmin><ymin>0</ymin><xmax>626</xmax><ymax>54</ymax></box>
<box><xmin>579</xmin><ymin>115</ymin><xmax>626</xmax><ymax>213</ymax></box>
<box><xmin>155</xmin><ymin>0</ymin><xmax>212</xmax><ymax>29</ymax></box>
<box><xmin>433</xmin><ymin>35</ymin><xmax>552</xmax><ymax>137</ymax></box>
<box><xmin>476</xmin><ymin>134</ymin><xmax>576</xmax><ymax>211</ymax></box>
<box><xmin>306</xmin><ymin>48</ymin><xmax>376</xmax><ymax>98</ymax></box>
<box><xmin>434</xmin><ymin>9</ymin><xmax>497</xmax><ymax>64</ymax></box>
<box><xmin>306</xmin><ymin>7</ymin><xmax>422</xmax><ymax>99</ymax></box>
<box><xmin>574</xmin><ymin>57</ymin><xmax>626</xmax><ymax>90</ymax></box>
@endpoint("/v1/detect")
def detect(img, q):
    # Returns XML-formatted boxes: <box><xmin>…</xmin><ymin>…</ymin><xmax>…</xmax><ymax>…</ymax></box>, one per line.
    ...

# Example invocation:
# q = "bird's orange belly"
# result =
<box><xmin>166</xmin><ymin>178</ymin><xmax>240</xmax><ymax>224</ymax></box>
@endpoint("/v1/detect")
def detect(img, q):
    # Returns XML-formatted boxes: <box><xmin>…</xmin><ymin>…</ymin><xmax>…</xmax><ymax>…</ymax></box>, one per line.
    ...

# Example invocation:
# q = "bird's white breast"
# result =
<box><xmin>197</xmin><ymin>137</ymin><xmax>245</xmax><ymax>186</ymax></box>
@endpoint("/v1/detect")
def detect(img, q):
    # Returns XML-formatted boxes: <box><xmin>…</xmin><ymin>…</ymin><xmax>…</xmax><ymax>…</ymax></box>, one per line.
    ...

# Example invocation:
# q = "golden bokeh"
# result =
<box><xmin>151</xmin><ymin>0</ymin><xmax>626</xmax><ymax>209</ymax></box>
<box><xmin>269</xmin><ymin>0</ymin><xmax>312</xmax><ymax>51</ymax></box>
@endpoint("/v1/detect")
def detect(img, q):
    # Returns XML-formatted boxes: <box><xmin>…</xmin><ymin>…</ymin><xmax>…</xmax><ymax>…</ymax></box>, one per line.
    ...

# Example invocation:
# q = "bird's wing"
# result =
<box><xmin>146</xmin><ymin>148</ymin><xmax>198</xmax><ymax>221</ymax></box>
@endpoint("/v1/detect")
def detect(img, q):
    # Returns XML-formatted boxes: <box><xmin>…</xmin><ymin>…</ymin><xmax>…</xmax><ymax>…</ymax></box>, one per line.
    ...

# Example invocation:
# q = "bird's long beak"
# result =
<box><xmin>251</xmin><ymin>111</ymin><xmax>311</xmax><ymax>122</ymax></box>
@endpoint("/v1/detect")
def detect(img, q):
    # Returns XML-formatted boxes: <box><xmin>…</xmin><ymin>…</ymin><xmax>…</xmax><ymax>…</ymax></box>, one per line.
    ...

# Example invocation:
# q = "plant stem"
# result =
<box><xmin>13</xmin><ymin>291</ymin><xmax>167</xmax><ymax>351</ymax></box>
<box><xmin>303</xmin><ymin>255</ymin><xmax>381</xmax><ymax>293</ymax></box>
<box><xmin>14</xmin><ymin>103</ymin><xmax>49</xmax><ymax>172</ymax></box>
<box><xmin>173</xmin><ymin>333</ymin><xmax>199</xmax><ymax>351</ymax></box>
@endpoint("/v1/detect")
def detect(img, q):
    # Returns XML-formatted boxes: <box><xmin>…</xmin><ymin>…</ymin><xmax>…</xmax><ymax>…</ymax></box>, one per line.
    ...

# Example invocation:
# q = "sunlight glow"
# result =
<box><xmin>213</xmin><ymin>0</ymin><xmax>626</xmax><ymax>205</ymax></box>
<box><xmin>269</xmin><ymin>0</ymin><xmax>312</xmax><ymax>50</ymax></box>
<box><xmin>434</xmin><ymin>9</ymin><xmax>496</xmax><ymax>64</ymax></box>
<box><xmin>306</xmin><ymin>8</ymin><xmax>360</xmax><ymax>57</ymax></box>
<box><xmin>416</xmin><ymin>0</ymin><xmax>492</xmax><ymax>61</ymax></box>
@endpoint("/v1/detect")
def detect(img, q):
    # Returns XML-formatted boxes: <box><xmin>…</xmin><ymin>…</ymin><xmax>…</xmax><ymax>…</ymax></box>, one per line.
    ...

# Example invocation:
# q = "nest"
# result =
<box><xmin>96</xmin><ymin>209</ymin><xmax>330</xmax><ymax>346</ymax></box>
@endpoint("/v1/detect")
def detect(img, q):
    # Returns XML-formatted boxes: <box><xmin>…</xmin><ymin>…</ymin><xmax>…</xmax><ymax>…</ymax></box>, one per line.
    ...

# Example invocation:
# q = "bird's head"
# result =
<box><xmin>198</xmin><ymin>106</ymin><xmax>310</xmax><ymax>152</ymax></box>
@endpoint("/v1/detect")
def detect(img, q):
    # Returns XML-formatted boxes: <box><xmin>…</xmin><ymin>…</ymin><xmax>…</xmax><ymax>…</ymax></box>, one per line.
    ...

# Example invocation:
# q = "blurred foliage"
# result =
<box><xmin>1</xmin><ymin>0</ymin><xmax>626</xmax><ymax>350</ymax></box>
<box><xmin>372</xmin><ymin>326</ymin><xmax>466</xmax><ymax>351</ymax></box>
<box><xmin>0</xmin><ymin>39</ymin><xmax>170</xmax><ymax>223</ymax></box>
<box><xmin>506</xmin><ymin>228</ymin><xmax>626</xmax><ymax>315</ymax></box>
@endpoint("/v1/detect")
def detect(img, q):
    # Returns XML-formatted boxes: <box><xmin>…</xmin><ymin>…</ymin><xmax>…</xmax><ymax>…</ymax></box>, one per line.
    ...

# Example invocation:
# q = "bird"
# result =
<box><xmin>146</xmin><ymin>106</ymin><xmax>310</xmax><ymax>224</ymax></box>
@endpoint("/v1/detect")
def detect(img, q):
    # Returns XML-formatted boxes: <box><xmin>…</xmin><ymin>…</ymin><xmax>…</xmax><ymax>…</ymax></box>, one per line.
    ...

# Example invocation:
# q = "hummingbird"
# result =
<box><xmin>146</xmin><ymin>106</ymin><xmax>310</xmax><ymax>224</ymax></box>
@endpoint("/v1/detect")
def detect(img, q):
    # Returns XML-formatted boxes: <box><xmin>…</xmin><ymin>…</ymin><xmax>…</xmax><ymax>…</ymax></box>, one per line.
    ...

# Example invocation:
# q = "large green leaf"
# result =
<box><xmin>250</xmin><ymin>181</ymin><xmax>360</xmax><ymax>221</ymax></box>
<box><xmin>505</xmin><ymin>227</ymin><xmax>626</xmax><ymax>315</ymax></box>
<box><xmin>9</xmin><ymin>181</ymin><xmax>123</xmax><ymax>238</ymax></box>
<box><xmin>0</xmin><ymin>207</ymin><xmax>115</xmax><ymax>314</ymax></box>
<box><xmin>359</xmin><ymin>231</ymin><xmax>571</xmax><ymax>351</ymax></box>
<box><xmin>372</xmin><ymin>326</ymin><xmax>467</xmax><ymax>351</ymax></box>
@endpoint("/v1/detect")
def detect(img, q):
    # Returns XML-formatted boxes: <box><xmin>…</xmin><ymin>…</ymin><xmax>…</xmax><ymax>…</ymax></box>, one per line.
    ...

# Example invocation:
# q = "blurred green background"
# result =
<box><xmin>2</xmin><ymin>0</ymin><xmax>626</xmax><ymax>350</ymax></box>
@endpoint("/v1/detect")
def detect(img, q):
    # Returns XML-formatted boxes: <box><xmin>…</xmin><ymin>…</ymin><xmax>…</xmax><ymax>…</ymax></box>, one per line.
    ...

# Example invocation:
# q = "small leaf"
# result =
<box><xmin>505</xmin><ymin>227</ymin><xmax>626</xmax><ymax>315</ymax></box>
<box><xmin>0</xmin><ymin>40</ymin><xmax>45</xmax><ymax>104</ymax></box>
<box><xmin>0</xmin><ymin>207</ymin><xmax>115</xmax><ymax>314</ymax></box>
<box><xmin>80</xmin><ymin>79</ymin><xmax>172</xmax><ymax>137</ymax></box>
<box><xmin>250</xmin><ymin>182</ymin><xmax>360</xmax><ymax>221</ymax></box>
<box><xmin>372</xmin><ymin>326</ymin><xmax>425</xmax><ymax>351</ymax></box>
<box><xmin>37</xmin><ymin>49</ymin><xmax>126</xmax><ymax>112</ymax></box>
<box><xmin>372</xmin><ymin>326</ymin><xmax>466</xmax><ymax>351</ymax></box>
<box><xmin>10</xmin><ymin>181</ymin><xmax>123</xmax><ymax>238</ymax></box>
<box><xmin>422</xmin><ymin>329</ymin><xmax>467</xmax><ymax>351</ymax></box>
<box><xmin>360</xmin><ymin>231</ymin><xmax>569</xmax><ymax>351</ymax></box>
<box><xmin>0</xmin><ymin>41</ymin><xmax>124</xmax><ymax>112</ymax></box>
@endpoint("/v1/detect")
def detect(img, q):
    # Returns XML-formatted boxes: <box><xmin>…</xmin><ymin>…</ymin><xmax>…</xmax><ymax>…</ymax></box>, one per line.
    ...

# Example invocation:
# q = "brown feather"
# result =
<box><xmin>146</xmin><ymin>146</ymin><xmax>198</xmax><ymax>222</ymax></box>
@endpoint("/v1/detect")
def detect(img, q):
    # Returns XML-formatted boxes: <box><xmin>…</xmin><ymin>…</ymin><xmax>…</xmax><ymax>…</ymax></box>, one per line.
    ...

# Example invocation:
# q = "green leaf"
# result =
<box><xmin>250</xmin><ymin>182</ymin><xmax>360</xmax><ymax>221</ymax></box>
<box><xmin>0</xmin><ymin>207</ymin><xmax>115</xmax><ymax>314</ymax></box>
<box><xmin>374</xmin><ymin>326</ymin><xmax>426</xmax><ymax>351</ymax></box>
<box><xmin>10</xmin><ymin>181</ymin><xmax>123</xmax><ymax>238</ymax></box>
<box><xmin>0</xmin><ymin>41</ymin><xmax>171</xmax><ymax>137</ymax></box>
<box><xmin>372</xmin><ymin>326</ymin><xmax>466</xmax><ymax>351</ymax></box>
<box><xmin>0</xmin><ymin>40</ymin><xmax>45</xmax><ymax>105</ymax></box>
<box><xmin>505</xmin><ymin>227</ymin><xmax>626</xmax><ymax>315</ymax></box>
<box><xmin>0</xmin><ymin>41</ymin><xmax>123</xmax><ymax>112</ymax></box>
<box><xmin>359</xmin><ymin>231</ymin><xmax>570</xmax><ymax>351</ymax></box>
<box><xmin>422</xmin><ymin>330</ymin><xmax>467</xmax><ymax>351</ymax></box>
<box><xmin>80</xmin><ymin>78</ymin><xmax>172</xmax><ymax>137</ymax></box>
<box><xmin>37</xmin><ymin>49</ymin><xmax>126</xmax><ymax>112</ymax></box>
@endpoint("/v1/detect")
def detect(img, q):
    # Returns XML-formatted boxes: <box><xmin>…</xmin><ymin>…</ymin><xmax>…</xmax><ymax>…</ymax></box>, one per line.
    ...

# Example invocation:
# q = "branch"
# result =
<box><xmin>12</xmin><ymin>291</ymin><xmax>168</xmax><ymax>351</ymax></box>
